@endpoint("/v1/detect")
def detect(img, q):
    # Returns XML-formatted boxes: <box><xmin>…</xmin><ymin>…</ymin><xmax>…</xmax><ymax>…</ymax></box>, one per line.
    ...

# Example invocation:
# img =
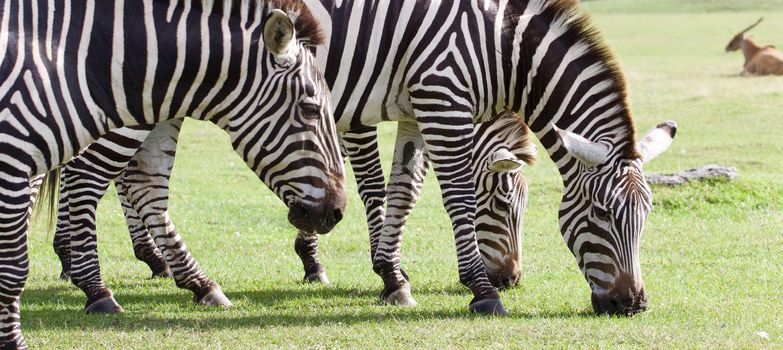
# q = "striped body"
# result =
<box><xmin>0</xmin><ymin>0</ymin><xmax>344</xmax><ymax>346</ymax></box>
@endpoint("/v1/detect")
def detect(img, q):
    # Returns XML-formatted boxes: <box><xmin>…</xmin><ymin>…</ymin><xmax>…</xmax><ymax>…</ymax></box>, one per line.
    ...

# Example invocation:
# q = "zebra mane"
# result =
<box><xmin>203</xmin><ymin>0</ymin><xmax>325</xmax><ymax>46</ymax></box>
<box><xmin>508</xmin><ymin>0</ymin><xmax>640</xmax><ymax>160</ymax></box>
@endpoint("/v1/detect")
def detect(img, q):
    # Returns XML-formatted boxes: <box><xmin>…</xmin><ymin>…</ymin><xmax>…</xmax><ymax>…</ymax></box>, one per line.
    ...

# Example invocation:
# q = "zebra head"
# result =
<box><xmin>473</xmin><ymin>114</ymin><xmax>536</xmax><ymax>290</ymax></box>
<box><xmin>554</xmin><ymin>121</ymin><xmax>677</xmax><ymax>315</ymax></box>
<box><xmin>229</xmin><ymin>7</ymin><xmax>345</xmax><ymax>235</ymax></box>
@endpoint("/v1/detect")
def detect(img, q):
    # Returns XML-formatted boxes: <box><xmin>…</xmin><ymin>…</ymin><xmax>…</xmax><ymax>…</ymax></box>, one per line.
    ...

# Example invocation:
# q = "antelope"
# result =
<box><xmin>725</xmin><ymin>18</ymin><xmax>783</xmax><ymax>76</ymax></box>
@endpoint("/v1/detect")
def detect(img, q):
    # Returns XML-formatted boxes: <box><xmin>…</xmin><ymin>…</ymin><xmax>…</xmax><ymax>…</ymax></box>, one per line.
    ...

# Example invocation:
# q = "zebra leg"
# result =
<box><xmin>116</xmin><ymin>186</ymin><xmax>171</xmax><ymax>278</ymax></box>
<box><xmin>120</xmin><ymin>178</ymin><xmax>231</xmax><ymax>307</ymax></box>
<box><xmin>0</xmin><ymin>174</ymin><xmax>33</xmax><ymax>348</ymax></box>
<box><xmin>372</xmin><ymin>122</ymin><xmax>431</xmax><ymax>306</ymax></box>
<box><xmin>52</xmin><ymin>126</ymin><xmax>153</xmax><ymax>312</ymax></box>
<box><xmin>53</xmin><ymin>172</ymin><xmax>72</xmax><ymax>280</ymax></box>
<box><xmin>294</xmin><ymin>230</ymin><xmax>328</xmax><ymax>284</ymax></box>
<box><xmin>120</xmin><ymin>120</ymin><xmax>231</xmax><ymax>307</ymax></box>
<box><xmin>292</xmin><ymin>127</ymin><xmax>390</xmax><ymax>285</ymax></box>
<box><xmin>414</xmin><ymin>108</ymin><xmax>504</xmax><ymax>315</ymax></box>
<box><xmin>340</xmin><ymin>128</ymin><xmax>388</xmax><ymax>262</ymax></box>
<box><xmin>344</xmin><ymin>129</ymin><xmax>412</xmax><ymax>281</ymax></box>
<box><xmin>64</xmin><ymin>167</ymin><xmax>124</xmax><ymax>314</ymax></box>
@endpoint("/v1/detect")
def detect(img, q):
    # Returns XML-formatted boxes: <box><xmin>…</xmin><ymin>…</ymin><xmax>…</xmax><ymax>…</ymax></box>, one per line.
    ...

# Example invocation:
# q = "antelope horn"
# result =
<box><xmin>739</xmin><ymin>17</ymin><xmax>764</xmax><ymax>35</ymax></box>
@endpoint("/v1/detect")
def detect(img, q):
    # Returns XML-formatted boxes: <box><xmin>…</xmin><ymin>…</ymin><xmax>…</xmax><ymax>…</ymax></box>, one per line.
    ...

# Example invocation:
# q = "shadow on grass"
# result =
<box><xmin>20</xmin><ymin>282</ymin><xmax>598</xmax><ymax>332</ymax></box>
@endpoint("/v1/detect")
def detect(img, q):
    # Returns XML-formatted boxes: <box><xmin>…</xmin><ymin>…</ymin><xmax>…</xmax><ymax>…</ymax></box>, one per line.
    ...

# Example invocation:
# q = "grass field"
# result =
<box><xmin>24</xmin><ymin>1</ymin><xmax>783</xmax><ymax>348</ymax></box>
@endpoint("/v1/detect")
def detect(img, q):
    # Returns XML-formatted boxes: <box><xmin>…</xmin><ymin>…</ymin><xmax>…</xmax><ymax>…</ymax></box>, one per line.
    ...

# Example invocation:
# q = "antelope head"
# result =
<box><xmin>726</xmin><ymin>17</ymin><xmax>763</xmax><ymax>52</ymax></box>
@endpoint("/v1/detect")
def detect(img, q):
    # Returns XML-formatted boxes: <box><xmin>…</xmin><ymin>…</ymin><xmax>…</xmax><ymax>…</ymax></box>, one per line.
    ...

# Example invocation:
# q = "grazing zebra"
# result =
<box><xmin>296</xmin><ymin>112</ymin><xmax>537</xmax><ymax>289</ymax></box>
<box><xmin>58</xmin><ymin>0</ymin><xmax>678</xmax><ymax>316</ymax></box>
<box><xmin>0</xmin><ymin>0</ymin><xmax>345</xmax><ymax>347</ymax></box>
<box><xmin>298</xmin><ymin>0</ymin><xmax>677</xmax><ymax>315</ymax></box>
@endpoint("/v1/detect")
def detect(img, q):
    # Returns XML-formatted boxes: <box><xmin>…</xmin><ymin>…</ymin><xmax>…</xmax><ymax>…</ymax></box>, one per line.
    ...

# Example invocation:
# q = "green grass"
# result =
<box><xmin>24</xmin><ymin>1</ymin><xmax>783</xmax><ymax>348</ymax></box>
<box><xmin>582</xmin><ymin>0</ymin><xmax>783</xmax><ymax>13</ymax></box>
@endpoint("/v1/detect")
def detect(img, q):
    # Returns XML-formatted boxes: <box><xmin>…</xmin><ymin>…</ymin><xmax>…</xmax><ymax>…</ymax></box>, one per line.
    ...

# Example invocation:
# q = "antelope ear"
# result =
<box><xmin>637</xmin><ymin>121</ymin><xmax>677</xmax><ymax>163</ymax></box>
<box><xmin>488</xmin><ymin>149</ymin><xmax>526</xmax><ymax>173</ymax></box>
<box><xmin>263</xmin><ymin>9</ymin><xmax>297</xmax><ymax>62</ymax></box>
<box><xmin>553</xmin><ymin>124</ymin><xmax>609</xmax><ymax>167</ymax></box>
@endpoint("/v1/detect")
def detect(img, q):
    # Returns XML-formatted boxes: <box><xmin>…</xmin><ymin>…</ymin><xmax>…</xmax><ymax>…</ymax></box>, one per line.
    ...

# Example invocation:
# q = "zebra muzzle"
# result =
<box><xmin>591</xmin><ymin>287</ymin><xmax>648</xmax><ymax>316</ymax></box>
<box><xmin>287</xmin><ymin>200</ymin><xmax>344</xmax><ymax>235</ymax></box>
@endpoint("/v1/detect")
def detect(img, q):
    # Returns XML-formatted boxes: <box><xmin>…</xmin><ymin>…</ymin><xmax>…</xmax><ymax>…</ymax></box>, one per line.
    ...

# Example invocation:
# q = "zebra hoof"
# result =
<box><xmin>380</xmin><ymin>286</ymin><xmax>417</xmax><ymax>306</ymax></box>
<box><xmin>468</xmin><ymin>298</ymin><xmax>508</xmax><ymax>316</ymax></box>
<box><xmin>151</xmin><ymin>268</ymin><xmax>173</xmax><ymax>279</ymax></box>
<box><xmin>195</xmin><ymin>288</ymin><xmax>233</xmax><ymax>307</ymax></box>
<box><xmin>58</xmin><ymin>271</ymin><xmax>70</xmax><ymax>281</ymax></box>
<box><xmin>84</xmin><ymin>296</ymin><xmax>124</xmax><ymax>314</ymax></box>
<box><xmin>303</xmin><ymin>271</ymin><xmax>330</xmax><ymax>285</ymax></box>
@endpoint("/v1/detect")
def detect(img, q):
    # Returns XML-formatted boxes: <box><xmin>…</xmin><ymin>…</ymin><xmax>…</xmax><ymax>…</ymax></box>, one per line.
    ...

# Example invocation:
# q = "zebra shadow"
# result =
<box><xmin>20</xmin><ymin>283</ymin><xmax>596</xmax><ymax>332</ymax></box>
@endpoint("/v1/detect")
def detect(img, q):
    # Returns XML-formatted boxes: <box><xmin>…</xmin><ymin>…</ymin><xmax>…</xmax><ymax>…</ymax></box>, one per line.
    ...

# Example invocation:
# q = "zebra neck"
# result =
<box><xmin>500</xmin><ymin>0</ymin><xmax>637</xmax><ymax>182</ymax></box>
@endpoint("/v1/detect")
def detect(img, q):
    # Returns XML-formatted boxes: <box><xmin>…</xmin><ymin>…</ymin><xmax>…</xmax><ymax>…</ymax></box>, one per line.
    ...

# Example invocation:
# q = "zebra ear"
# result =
<box><xmin>488</xmin><ymin>149</ymin><xmax>525</xmax><ymax>173</ymax></box>
<box><xmin>552</xmin><ymin>124</ymin><xmax>609</xmax><ymax>167</ymax></box>
<box><xmin>636</xmin><ymin>121</ymin><xmax>677</xmax><ymax>163</ymax></box>
<box><xmin>263</xmin><ymin>9</ymin><xmax>297</xmax><ymax>61</ymax></box>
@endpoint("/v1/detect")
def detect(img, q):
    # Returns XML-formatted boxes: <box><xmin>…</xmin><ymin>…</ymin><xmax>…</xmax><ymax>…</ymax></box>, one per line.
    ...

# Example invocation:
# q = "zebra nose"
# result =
<box><xmin>317</xmin><ymin>174</ymin><xmax>346</xmax><ymax>233</ymax></box>
<box><xmin>591</xmin><ymin>287</ymin><xmax>648</xmax><ymax>316</ymax></box>
<box><xmin>288</xmin><ymin>201</ymin><xmax>315</xmax><ymax>233</ymax></box>
<box><xmin>487</xmin><ymin>268</ymin><xmax>521</xmax><ymax>290</ymax></box>
<box><xmin>332</xmin><ymin>208</ymin><xmax>343</xmax><ymax>222</ymax></box>
<box><xmin>300</xmin><ymin>202</ymin><xmax>345</xmax><ymax>235</ymax></box>
<box><xmin>486</xmin><ymin>255</ymin><xmax>522</xmax><ymax>290</ymax></box>
<box><xmin>313</xmin><ymin>206</ymin><xmax>343</xmax><ymax>234</ymax></box>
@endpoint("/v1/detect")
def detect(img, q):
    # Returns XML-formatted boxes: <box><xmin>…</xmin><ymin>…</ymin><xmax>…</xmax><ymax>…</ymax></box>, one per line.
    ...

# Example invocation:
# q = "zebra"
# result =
<box><xmin>52</xmin><ymin>110</ymin><xmax>535</xmax><ymax>308</ymax></box>
<box><xmin>58</xmin><ymin>0</ymin><xmax>678</xmax><ymax>316</ymax></box>
<box><xmin>296</xmin><ymin>0</ymin><xmax>677</xmax><ymax>315</ymax></box>
<box><xmin>0</xmin><ymin>0</ymin><xmax>345</xmax><ymax>347</ymax></box>
<box><xmin>296</xmin><ymin>112</ymin><xmax>537</xmax><ymax>289</ymax></box>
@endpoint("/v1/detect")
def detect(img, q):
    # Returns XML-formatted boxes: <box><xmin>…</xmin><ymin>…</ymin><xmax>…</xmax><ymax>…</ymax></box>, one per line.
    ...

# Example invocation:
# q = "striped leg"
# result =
<box><xmin>53</xmin><ymin>126</ymin><xmax>152</xmax><ymax>312</ymax></box>
<box><xmin>0</xmin><ymin>301</ymin><xmax>24</xmax><ymax>349</ymax></box>
<box><xmin>117</xmin><ymin>191</ymin><xmax>171</xmax><ymax>278</ymax></box>
<box><xmin>0</xmin><ymin>176</ymin><xmax>47</xmax><ymax>349</ymax></box>
<box><xmin>414</xmin><ymin>106</ymin><xmax>503</xmax><ymax>314</ymax></box>
<box><xmin>117</xmin><ymin>178</ymin><xmax>229</xmax><ymax>306</ymax></box>
<box><xmin>293</xmin><ymin>127</ymin><xmax>388</xmax><ymax>285</ymax></box>
<box><xmin>294</xmin><ymin>231</ymin><xmax>328</xmax><ymax>284</ymax></box>
<box><xmin>63</xmin><ymin>165</ymin><xmax>123</xmax><ymax>313</ymax></box>
<box><xmin>0</xmin><ymin>171</ymin><xmax>32</xmax><ymax>348</ymax></box>
<box><xmin>117</xmin><ymin>120</ymin><xmax>230</xmax><ymax>306</ymax></box>
<box><xmin>372</xmin><ymin>122</ymin><xmax>429</xmax><ymax>306</ymax></box>
<box><xmin>340</xmin><ymin>128</ymin><xmax>388</xmax><ymax>259</ymax></box>
<box><xmin>53</xmin><ymin>175</ymin><xmax>72</xmax><ymax>280</ymax></box>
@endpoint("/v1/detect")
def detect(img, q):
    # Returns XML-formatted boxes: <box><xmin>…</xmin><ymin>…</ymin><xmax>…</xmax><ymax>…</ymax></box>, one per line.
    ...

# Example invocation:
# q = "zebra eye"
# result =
<box><xmin>299</xmin><ymin>102</ymin><xmax>321</xmax><ymax>120</ymax></box>
<box><xmin>593</xmin><ymin>206</ymin><xmax>611</xmax><ymax>222</ymax></box>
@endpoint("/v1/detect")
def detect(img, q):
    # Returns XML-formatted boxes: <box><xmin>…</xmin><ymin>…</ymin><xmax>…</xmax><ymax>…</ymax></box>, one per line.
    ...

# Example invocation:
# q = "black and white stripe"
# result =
<box><xmin>0</xmin><ymin>0</ymin><xmax>344</xmax><ymax>346</ymax></box>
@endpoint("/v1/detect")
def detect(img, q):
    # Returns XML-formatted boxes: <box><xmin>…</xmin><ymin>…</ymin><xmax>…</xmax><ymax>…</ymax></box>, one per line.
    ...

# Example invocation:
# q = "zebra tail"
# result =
<box><xmin>34</xmin><ymin>168</ymin><xmax>61</xmax><ymax>231</ymax></box>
